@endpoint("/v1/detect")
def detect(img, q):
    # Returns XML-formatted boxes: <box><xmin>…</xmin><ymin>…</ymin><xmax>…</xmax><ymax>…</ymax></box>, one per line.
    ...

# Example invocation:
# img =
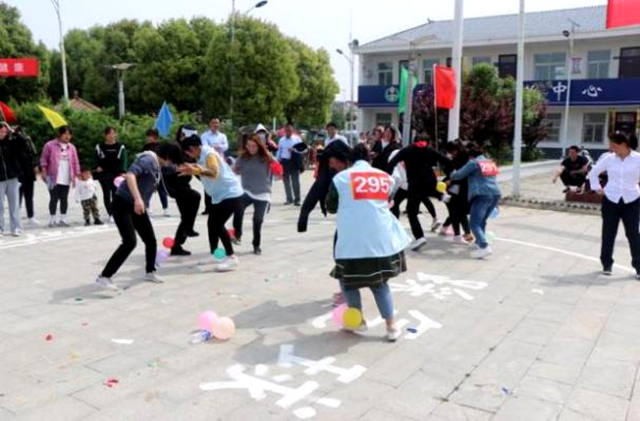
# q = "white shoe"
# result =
<box><xmin>342</xmin><ymin>320</ymin><xmax>368</xmax><ymax>333</ymax></box>
<box><xmin>453</xmin><ymin>235</ymin><xmax>469</xmax><ymax>245</ymax></box>
<box><xmin>471</xmin><ymin>247</ymin><xmax>493</xmax><ymax>259</ymax></box>
<box><xmin>0</xmin><ymin>230</ymin><xmax>4</xmax><ymax>237</ymax></box>
<box><xmin>386</xmin><ymin>327</ymin><xmax>401</xmax><ymax>342</ymax></box>
<box><xmin>48</xmin><ymin>217</ymin><xmax>57</xmax><ymax>228</ymax></box>
<box><xmin>58</xmin><ymin>216</ymin><xmax>70</xmax><ymax>227</ymax></box>
<box><xmin>216</xmin><ymin>255</ymin><xmax>239</xmax><ymax>272</ymax></box>
<box><xmin>143</xmin><ymin>272</ymin><xmax>165</xmax><ymax>284</ymax></box>
<box><xmin>27</xmin><ymin>218</ymin><xmax>40</xmax><ymax>227</ymax></box>
<box><xmin>10</xmin><ymin>229</ymin><xmax>22</xmax><ymax>237</ymax></box>
<box><xmin>163</xmin><ymin>209</ymin><xmax>171</xmax><ymax>217</ymax></box>
<box><xmin>95</xmin><ymin>276</ymin><xmax>119</xmax><ymax>292</ymax></box>
<box><xmin>410</xmin><ymin>237</ymin><xmax>428</xmax><ymax>252</ymax></box>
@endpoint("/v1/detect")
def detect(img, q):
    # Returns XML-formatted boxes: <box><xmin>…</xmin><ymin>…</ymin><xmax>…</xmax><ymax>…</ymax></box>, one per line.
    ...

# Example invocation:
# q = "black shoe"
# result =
<box><xmin>94</xmin><ymin>219</ymin><xmax>104</xmax><ymax>226</ymax></box>
<box><xmin>231</xmin><ymin>237</ymin><xmax>242</xmax><ymax>246</ymax></box>
<box><xmin>602</xmin><ymin>268</ymin><xmax>612</xmax><ymax>276</ymax></box>
<box><xmin>284</xmin><ymin>202</ymin><xmax>293</xmax><ymax>206</ymax></box>
<box><xmin>636</xmin><ymin>273</ymin><xmax>640</xmax><ymax>281</ymax></box>
<box><xmin>294</xmin><ymin>202</ymin><xmax>301</xmax><ymax>207</ymax></box>
<box><xmin>563</xmin><ymin>187</ymin><xmax>570</xmax><ymax>193</ymax></box>
<box><xmin>186</xmin><ymin>230</ymin><xmax>200</xmax><ymax>238</ymax></box>
<box><xmin>171</xmin><ymin>247</ymin><xmax>192</xmax><ymax>256</ymax></box>
<box><xmin>254</xmin><ymin>247</ymin><xmax>262</xmax><ymax>256</ymax></box>
<box><xmin>84</xmin><ymin>220</ymin><xmax>91</xmax><ymax>226</ymax></box>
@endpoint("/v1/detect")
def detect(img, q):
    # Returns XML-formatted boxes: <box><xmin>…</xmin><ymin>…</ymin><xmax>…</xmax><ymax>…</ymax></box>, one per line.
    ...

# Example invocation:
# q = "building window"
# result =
<box><xmin>377</xmin><ymin>62</ymin><xmax>393</xmax><ymax>86</ymax></box>
<box><xmin>582</xmin><ymin>113</ymin><xmax>607</xmax><ymax>144</ymax></box>
<box><xmin>472</xmin><ymin>56</ymin><xmax>492</xmax><ymax>67</ymax></box>
<box><xmin>375</xmin><ymin>113</ymin><xmax>392</xmax><ymax>126</ymax></box>
<box><xmin>619</xmin><ymin>47</ymin><xmax>640</xmax><ymax>79</ymax></box>
<box><xmin>498</xmin><ymin>55</ymin><xmax>517</xmax><ymax>79</ymax></box>
<box><xmin>544</xmin><ymin>113</ymin><xmax>562</xmax><ymax>142</ymax></box>
<box><xmin>534</xmin><ymin>53</ymin><xmax>566</xmax><ymax>81</ymax></box>
<box><xmin>423</xmin><ymin>59</ymin><xmax>439</xmax><ymax>84</ymax></box>
<box><xmin>587</xmin><ymin>50</ymin><xmax>611</xmax><ymax>79</ymax></box>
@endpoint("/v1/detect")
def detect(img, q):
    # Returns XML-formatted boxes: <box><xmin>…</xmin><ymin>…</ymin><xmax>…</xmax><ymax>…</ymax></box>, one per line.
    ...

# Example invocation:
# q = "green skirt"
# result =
<box><xmin>331</xmin><ymin>252</ymin><xmax>407</xmax><ymax>290</ymax></box>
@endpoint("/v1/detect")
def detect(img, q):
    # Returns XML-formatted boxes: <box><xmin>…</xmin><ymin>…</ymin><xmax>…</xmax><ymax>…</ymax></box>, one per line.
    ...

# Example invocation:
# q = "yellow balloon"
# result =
<box><xmin>343</xmin><ymin>308</ymin><xmax>363</xmax><ymax>329</ymax></box>
<box><xmin>436</xmin><ymin>181</ymin><xmax>447</xmax><ymax>194</ymax></box>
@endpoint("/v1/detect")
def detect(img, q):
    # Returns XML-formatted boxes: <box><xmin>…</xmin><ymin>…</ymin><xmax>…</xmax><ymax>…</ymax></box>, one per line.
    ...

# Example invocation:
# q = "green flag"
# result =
<box><xmin>398</xmin><ymin>66</ymin><xmax>418</xmax><ymax>114</ymax></box>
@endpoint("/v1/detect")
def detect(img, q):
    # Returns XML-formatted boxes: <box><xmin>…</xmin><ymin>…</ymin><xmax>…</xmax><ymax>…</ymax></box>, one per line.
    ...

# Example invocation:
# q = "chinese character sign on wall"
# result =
<box><xmin>0</xmin><ymin>58</ymin><xmax>39</xmax><ymax>77</ymax></box>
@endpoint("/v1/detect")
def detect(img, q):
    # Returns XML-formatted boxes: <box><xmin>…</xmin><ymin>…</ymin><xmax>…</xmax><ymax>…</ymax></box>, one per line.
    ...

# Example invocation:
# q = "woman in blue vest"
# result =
<box><xmin>326</xmin><ymin>143</ymin><xmax>411</xmax><ymax>342</ymax></box>
<box><xmin>180</xmin><ymin>135</ymin><xmax>244</xmax><ymax>272</ymax></box>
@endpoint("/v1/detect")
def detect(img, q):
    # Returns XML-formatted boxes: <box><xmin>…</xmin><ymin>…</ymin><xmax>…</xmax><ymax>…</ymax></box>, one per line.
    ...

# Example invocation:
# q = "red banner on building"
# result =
<box><xmin>0</xmin><ymin>58</ymin><xmax>39</xmax><ymax>77</ymax></box>
<box><xmin>607</xmin><ymin>0</ymin><xmax>640</xmax><ymax>29</ymax></box>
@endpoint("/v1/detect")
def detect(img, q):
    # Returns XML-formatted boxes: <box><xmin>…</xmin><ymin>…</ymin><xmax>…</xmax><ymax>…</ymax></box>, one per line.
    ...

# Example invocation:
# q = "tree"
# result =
<box><xmin>0</xmin><ymin>3</ymin><xmax>50</xmax><ymax>102</ymax></box>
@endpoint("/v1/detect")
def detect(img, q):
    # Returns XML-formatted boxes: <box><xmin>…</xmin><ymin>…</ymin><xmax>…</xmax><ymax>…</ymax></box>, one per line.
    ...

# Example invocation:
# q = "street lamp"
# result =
<box><xmin>229</xmin><ymin>0</ymin><xmax>270</xmax><ymax>125</ymax></box>
<box><xmin>336</xmin><ymin>45</ymin><xmax>357</xmax><ymax>144</ymax></box>
<box><xmin>560</xmin><ymin>19</ymin><xmax>581</xmax><ymax>157</ymax></box>
<box><xmin>50</xmin><ymin>0</ymin><xmax>69</xmax><ymax>103</ymax></box>
<box><xmin>107</xmin><ymin>63</ymin><xmax>136</xmax><ymax>119</ymax></box>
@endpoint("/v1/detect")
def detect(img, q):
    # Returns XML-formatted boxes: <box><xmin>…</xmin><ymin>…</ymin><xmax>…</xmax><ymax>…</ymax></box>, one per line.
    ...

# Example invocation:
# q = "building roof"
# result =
<box><xmin>356</xmin><ymin>5</ymin><xmax>629</xmax><ymax>53</ymax></box>
<box><xmin>60</xmin><ymin>91</ymin><xmax>101</xmax><ymax>112</ymax></box>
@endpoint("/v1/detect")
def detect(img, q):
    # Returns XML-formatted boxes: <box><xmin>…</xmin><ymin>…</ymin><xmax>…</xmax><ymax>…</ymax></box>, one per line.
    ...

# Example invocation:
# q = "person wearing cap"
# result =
<box><xmin>276</xmin><ymin>123</ymin><xmax>304</xmax><ymax>206</ymax></box>
<box><xmin>254</xmin><ymin>124</ymin><xmax>278</xmax><ymax>153</ymax></box>
<box><xmin>180</xmin><ymin>135</ymin><xmax>244</xmax><ymax>272</ymax></box>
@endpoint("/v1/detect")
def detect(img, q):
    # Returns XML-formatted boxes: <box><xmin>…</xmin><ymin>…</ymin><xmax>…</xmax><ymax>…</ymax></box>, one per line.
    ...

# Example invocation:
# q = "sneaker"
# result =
<box><xmin>186</xmin><ymin>230</ymin><xmax>200</xmax><ymax>238</ymax></box>
<box><xmin>253</xmin><ymin>247</ymin><xmax>262</xmax><ymax>256</ymax></box>
<box><xmin>27</xmin><ymin>218</ymin><xmax>40</xmax><ymax>227</ymax></box>
<box><xmin>85</xmin><ymin>220</ymin><xmax>91</xmax><ymax>227</ymax></box>
<box><xmin>94</xmin><ymin>219</ymin><xmax>104</xmax><ymax>226</ymax></box>
<box><xmin>0</xmin><ymin>230</ymin><xmax>4</xmax><ymax>237</ymax></box>
<box><xmin>58</xmin><ymin>220</ymin><xmax>70</xmax><ymax>227</ymax></box>
<box><xmin>410</xmin><ymin>237</ymin><xmax>428</xmax><ymax>252</ymax></box>
<box><xmin>216</xmin><ymin>255</ymin><xmax>239</xmax><ymax>272</ymax></box>
<box><xmin>453</xmin><ymin>235</ymin><xmax>470</xmax><ymax>245</ymax></box>
<box><xmin>602</xmin><ymin>268</ymin><xmax>613</xmax><ymax>276</ymax></box>
<box><xmin>171</xmin><ymin>247</ymin><xmax>192</xmax><ymax>257</ymax></box>
<box><xmin>463</xmin><ymin>234</ymin><xmax>475</xmax><ymax>243</ymax></box>
<box><xmin>231</xmin><ymin>237</ymin><xmax>242</xmax><ymax>246</ymax></box>
<box><xmin>386</xmin><ymin>327</ymin><xmax>401</xmax><ymax>342</ymax></box>
<box><xmin>143</xmin><ymin>272</ymin><xmax>165</xmax><ymax>284</ymax></box>
<box><xmin>636</xmin><ymin>273</ymin><xmax>640</xmax><ymax>281</ymax></box>
<box><xmin>342</xmin><ymin>321</ymin><xmax>368</xmax><ymax>334</ymax></box>
<box><xmin>294</xmin><ymin>202</ymin><xmax>301</xmax><ymax>207</ymax></box>
<box><xmin>10</xmin><ymin>229</ymin><xmax>22</xmax><ymax>237</ymax></box>
<box><xmin>471</xmin><ymin>247</ymin><xmax>493</xmax><ymax>259</ymax></box>
<box><xmin>438</xmin><ymin>226</ymin><xmax>449</xmax><ymax>236</ymax></box>
<box><xmin>163</xmin><ymin>209</ymin><xmax>171</xmax><ymax>217</ymax></box>
<box><xmin>283</xmin><ymin>202</ymin><xmax>293</xmax><ymax>206</ymax></box>
<box><xmin>563</xmin><ymin>187</ymin><xmax>570</xmax><ymax>193</ymax></box>
<box><xmin>431</xmin><ymin>220</ymin><xmax>442</xmax><ymax>232</ymax></box>
<box><xmin>95</xmin><ymin>276</ymin><xmax>119</xmax><ymax>292</ymax></box>
<box><xmin>332</xmin><ymin>292</ymin><xmax>345</xmax><ymax>307</ymax></box>
<box><xmin>48</xmin><ymin>218</ymin><xmax>57</xmax><ymax>228</ymax></box>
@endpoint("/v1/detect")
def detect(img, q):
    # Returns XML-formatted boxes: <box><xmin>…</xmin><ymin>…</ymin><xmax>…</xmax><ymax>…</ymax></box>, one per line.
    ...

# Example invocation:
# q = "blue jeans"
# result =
<box><xmin>470</xmin><ymin>195</ymin><xmax>500</xmax><ymax>249</ymax></box>
<box><xmin>0</xmin><ymin>178</ymin><xmax>22</xmax><ymax>233</ymax></box>
<box><xmin>340</xmin><ymin>282</ymin><xmax>394</xmax><ymax>320</ymax></box>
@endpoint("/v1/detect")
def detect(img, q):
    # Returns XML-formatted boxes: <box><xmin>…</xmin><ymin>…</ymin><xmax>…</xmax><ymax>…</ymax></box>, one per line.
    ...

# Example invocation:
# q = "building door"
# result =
<box><xmin>619</xmin><ymin>47</ymin><xmax>640</xmax><ymax>79</ymax></box>
<box><xmin>614</xmin><ymin>112</ymin><xmax>638</xmax><ymax>136</ymax></box>
<box><xmin>498</xmin><ymin>55</ymin><xmax>517</xmax><ymax>79</ymax></box>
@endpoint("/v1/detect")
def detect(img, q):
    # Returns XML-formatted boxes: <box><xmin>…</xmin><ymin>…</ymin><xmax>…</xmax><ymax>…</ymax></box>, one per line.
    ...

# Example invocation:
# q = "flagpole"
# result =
<box><xmin>433</xmin><ymin>64</ymin><xmax>439</xmax><ymax>149</ymax></box>
<box><xmin>448</xmin><ymin>0</ymin><xmax>464</xmax><ymax>141</ymax></box>
<box><xmin>512</xmin><ymin>0</ymin><xmax>526</xmax><ymax>197</ymax></box>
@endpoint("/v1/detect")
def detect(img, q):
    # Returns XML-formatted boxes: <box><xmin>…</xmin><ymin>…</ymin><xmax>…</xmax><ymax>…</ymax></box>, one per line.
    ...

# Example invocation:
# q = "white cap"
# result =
<box><xmin>254</xmin><ymin>124</ymin><xmax>268</xmax><ymax>134</ymax></box>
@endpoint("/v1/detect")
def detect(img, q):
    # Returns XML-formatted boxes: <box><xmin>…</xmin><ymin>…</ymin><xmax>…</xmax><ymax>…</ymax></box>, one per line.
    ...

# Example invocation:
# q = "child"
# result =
<box><xmin>76</xmin><ymin>169</ymin><xmax>103</xmax><ymax>226</ymax></box>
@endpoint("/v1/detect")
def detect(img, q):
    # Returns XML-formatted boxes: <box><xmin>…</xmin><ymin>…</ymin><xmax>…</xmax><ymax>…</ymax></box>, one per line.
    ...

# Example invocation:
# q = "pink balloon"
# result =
<box><xmin>332</xmin><ymin>304</ymin><xmax>348</xmax><ymax>328</ymax></box>
<box><xmin>211</xmin><ymin>317</ymin><xmax>236</xmax><ymax>340</ymax></box>
<box><xmin>114</xmin><ymin>176</ymin><xmax>125</xmax><ymax>188</ymax></box>
<box><xmin>197</xmin><ymin>311</ymin><xmax>218</xmax><ymax>332</ymax></box>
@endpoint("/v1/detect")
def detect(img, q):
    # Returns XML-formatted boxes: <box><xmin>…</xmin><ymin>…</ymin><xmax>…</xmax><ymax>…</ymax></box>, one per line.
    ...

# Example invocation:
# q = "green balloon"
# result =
<box><xmin>213</xmin><ymin>248</ymin><xmax>227</xmax><ymax>260</ymax></box>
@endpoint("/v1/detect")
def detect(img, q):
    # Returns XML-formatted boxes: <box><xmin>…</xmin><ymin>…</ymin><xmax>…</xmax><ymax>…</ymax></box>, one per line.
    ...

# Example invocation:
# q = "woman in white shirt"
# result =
<box><xmin>589</xmin><ymin>132</ymin><xmax>640</xmax><ymax>278</ymax></box>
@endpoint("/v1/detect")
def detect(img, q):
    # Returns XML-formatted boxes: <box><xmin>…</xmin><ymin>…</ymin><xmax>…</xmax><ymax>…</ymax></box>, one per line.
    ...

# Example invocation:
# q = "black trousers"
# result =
<box><xmin>173</xmin><ymin>188</ymin><xmax>201</xmax><ymax>248</ymax></box>
<box><xmin>391</xmin><ymin>188</ymin><xmax>437</xmax><ymax>220</ymax></box>
<box><xmin>99</xmin><ymin>175</ymin><xmax>118</xmax><ymax>216</ymax></box>
<box><xmin>203</xmin><ymin>192</ymin><xmax>213</xmax><ymax>213</ymax></box>
<box><xmin>233</xmin><ymin>193</ymin><xmax>269</xmax><ymax>248</ymax></box>
<box><xmin>19</xmin><ymin>177</ymin><xmax>35</xmax><ymax>218</ymax></box>
<box><xmin>298</xmin><ymin>172</ymin><xmax>333</xmax><ymax>233</ymax></box>
<box><xmin>101</xmin><ymin>196</ymin><xmax>157</xmax><ymax>278</ymax></box>
<box><xmin>444</xmin><ymin>196</ymin><xmax>470</xmax><ymax>236</ymax></box>
<box><xmin>282</xmin><ymin>160</ymin><xmax>301</xmax><ymax>204</ymax></box>
<box><xmin>49</xmin><ymin>185</ymin><xmax>70</xmax><ymax>216</ymax></box>
<box><xmin>208</xmin><ymin>197</ymin><xmax>241</xmax><ymax>256</ymax></box>
<box><xmin>157</xmin><ymin>181</ymin><xmax>169</xmax><ymax>210</ymax></box>
<box><xmin>561</xmin><ymin>172</ymin><xmax>586</xmax><ymax>188</ymax></box>
<box><xmin>601</xmin><ymin>197</ymin><xmax>640</xmax><ymax>272</ymax></box>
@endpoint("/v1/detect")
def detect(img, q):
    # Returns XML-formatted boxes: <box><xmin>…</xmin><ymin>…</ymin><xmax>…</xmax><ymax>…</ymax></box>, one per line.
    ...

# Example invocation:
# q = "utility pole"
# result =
<box><xmin>512</xmin><ymin>0</ymin><xmax>526</xmax><ymax>197</ymax></box>
<box><xmin>51</xmin><ymin>0</ymin><xmax>69</xmax><ymax>103</ymax></box>
<box><xmin>448</xmin><ymin>0</ymin><xmax>464</xmax><ymax>141</ymax></box>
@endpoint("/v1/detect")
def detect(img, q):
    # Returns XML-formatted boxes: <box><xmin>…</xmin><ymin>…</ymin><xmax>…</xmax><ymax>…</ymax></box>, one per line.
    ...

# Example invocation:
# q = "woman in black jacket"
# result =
<box><xmin>0</xmin><ymin>122</ymin><xmax>27</xmax><ymax>236</ymax></box>
<box><xmin>94</xmin><ymin>127</ymin><xmax>128</xmax><ymax>220</ymax></box>
<box><xmin>15</xmin><ymin>127</ymin><xmax>40</xmax><ymax>226</ymax></box>
<box><xmin>372</xmin><ymin>125</ymin><xmax>401</xmax><ymax>174</ymax></box>
<box><xmin>441</xmin><ymin>141</ymin><xmax>473</xmax><ymax>243</ymax></box>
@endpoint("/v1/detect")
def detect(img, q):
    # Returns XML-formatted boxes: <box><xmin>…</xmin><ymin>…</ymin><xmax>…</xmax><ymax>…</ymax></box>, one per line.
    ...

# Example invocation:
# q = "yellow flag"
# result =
<box><xmin>38</xmin><ymin>105</ymin><xmax>68</xmax><ymax>129</ymax></box>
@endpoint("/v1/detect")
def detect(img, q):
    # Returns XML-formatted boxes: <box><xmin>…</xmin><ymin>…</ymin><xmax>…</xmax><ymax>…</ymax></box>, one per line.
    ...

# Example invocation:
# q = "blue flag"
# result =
<box><xmin>154</xmin><ymin>102</ymin><xmax>173</xmax><ymax>138</ymax></box>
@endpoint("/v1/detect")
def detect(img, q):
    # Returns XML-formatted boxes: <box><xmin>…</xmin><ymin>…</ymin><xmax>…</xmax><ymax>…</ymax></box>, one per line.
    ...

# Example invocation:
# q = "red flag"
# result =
<box><xmin>434</xmin><ymin>66</ymin><xmax>456</xmax><ymax>110</ymax></box>
<box><xmin>607</xmin><ymin>0</ymin><xmax>640</xmax><ymax>29</ymax></box>
<box><xmin>0</xmin><ymin>101</ymin><xmax>17</xmax><ymax>124</ymax></box>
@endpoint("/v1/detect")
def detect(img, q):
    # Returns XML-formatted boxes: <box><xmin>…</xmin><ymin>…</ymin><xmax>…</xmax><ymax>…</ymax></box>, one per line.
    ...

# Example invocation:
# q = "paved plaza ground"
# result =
<box><xmin>2</xmin><ymin>171</ymin><xmax>640</xmax><ymax>421</ymax></box>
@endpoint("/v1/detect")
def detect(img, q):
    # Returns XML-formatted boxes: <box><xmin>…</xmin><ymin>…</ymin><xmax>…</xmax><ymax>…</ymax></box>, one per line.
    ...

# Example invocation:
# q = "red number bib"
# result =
<box><xmin>350</xmin><ymin>172</ymin><xmax>392</xmax><ymax>200</ymax></box>
<box><xmin>478</xmin><ymin>161</ymin><xmax>499</xmax><ymax>177</ymax></box>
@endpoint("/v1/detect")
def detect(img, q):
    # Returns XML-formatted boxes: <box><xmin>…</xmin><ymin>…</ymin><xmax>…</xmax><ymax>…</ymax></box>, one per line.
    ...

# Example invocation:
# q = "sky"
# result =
<box><xmin>9</xmin><ymin>0</ymin><xmax>606</xmax><ymax>100</ymax></box>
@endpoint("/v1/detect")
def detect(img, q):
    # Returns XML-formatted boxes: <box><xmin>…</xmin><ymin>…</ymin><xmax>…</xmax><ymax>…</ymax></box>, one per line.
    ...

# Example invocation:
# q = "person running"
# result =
<box><xmin>450</xmin><ymin>142</ymin><xmax>501</xmax><ymax>259</ymax></box>
<box><xmin>94</xmin><ymin>127</ymin><xmax>128</xmax><ymax>221</ymax></box>
<box><xmin>0</xmin><ymin>122</ymin><xmax>27</xmax><ymax>236</ymax></box>
<box><xmin>95</xmin><ymin>144</ymin><xmax>179</xmax><ymax>292</ymax></box>
<box><xmin>326</xmin><ymin>143</ymin><xmax>409</xmax><ymax>342</ymax></box>
<box><xmin>388</xmin><ymin>136</ymin><xmax>451</xmax><ymax>252</ymax></box>
<box><xmin>232</xmin><ymin>135</ymin><xmax>282</xmax><ymax>255</ymax></box>
<box><xmin>143</xmin><ymin>129</ymin><xmax>171</xmax><ymax>217</ymax></box>
<box><xmin>15</xmin><ymin>126</ymin><xmax>40</xmax><ymax>227</ymax></box>
<box><xmin>276</xmin><ymin>123</ymin><xmax>303</xmax><ymax>206</ymax></box>
<box><xmin>371</xmin><ymin>125</ymin><xmax>401</xmax><ymax>174</ymax></box>
<box><xmin>40</xmin><ymin>126</ymin><xmax>81</xmax><ymax>228</ymax></box>
<box><xmin>440</xmin><ymin>141</ymin><xmax>473</xmax><ymax>244</ymax></box>
<box><xmin>589</xmin><ymin>132</ymin><xmax>640</xmax><ymax>278</ymax></box>
<box><xmin>180</xmin><ymin>135</ymin><xmax>244</xmax><ymax>272</ymax></box>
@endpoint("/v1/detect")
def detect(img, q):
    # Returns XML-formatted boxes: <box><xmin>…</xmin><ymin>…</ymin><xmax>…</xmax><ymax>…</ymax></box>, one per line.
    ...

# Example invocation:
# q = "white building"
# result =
<box><xmin>354</xmin><ymin>5</ymin><xmax>640</xmax><ymax>157</ymax></box>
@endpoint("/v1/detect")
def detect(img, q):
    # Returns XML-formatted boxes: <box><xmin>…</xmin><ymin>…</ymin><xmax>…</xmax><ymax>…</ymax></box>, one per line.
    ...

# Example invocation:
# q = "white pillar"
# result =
<box><xmin>448</xmin><ymin>0</ymin><xmax>464</xmax><ymax>141</ymax></box>
<box><xmin>561</xmin><ymin>35</ymin><xmax>574</xmax><ymax>158</ymax></box>
<box><xmin>512</xmin><ymin>0</ymin><xmax>526</xmax><ymax>197</ymax></box>
<box><xmin>118</xmin><ymin>74</ymin><xmax>125</xmax><ymax>119</ymax></box>
<box><xmin>401</xmin><ymin>62</ymin><xmax>415</xmax><ymax>147</ymax></box>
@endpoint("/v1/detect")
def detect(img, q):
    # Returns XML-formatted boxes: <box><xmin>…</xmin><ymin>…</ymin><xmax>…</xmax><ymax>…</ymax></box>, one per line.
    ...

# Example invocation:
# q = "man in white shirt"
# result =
<box><xmin>324</xmin><ymin>122</ymin><xmax>349</xmax><ymax>147</ymax></box>
<box><xmin>201</xmin><ymin>118</ymin><xmax>229</xmax><ymax>156</ymax></box>
<box><xmin>276</xmin><ymin>123</ymin><xmax>303</xmax><ymax>205</ymax></box>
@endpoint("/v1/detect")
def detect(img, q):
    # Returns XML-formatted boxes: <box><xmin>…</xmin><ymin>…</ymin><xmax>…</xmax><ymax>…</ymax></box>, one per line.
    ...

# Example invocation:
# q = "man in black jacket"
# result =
<box><xmin>388</xmin><ymin>136</ymin><xmax>451</xmax><ymax>251</ymax></box>
<box><xmin>0</xmin><ymin>122</ymin><xmax>28</xmax><ymax>236</ymax></box>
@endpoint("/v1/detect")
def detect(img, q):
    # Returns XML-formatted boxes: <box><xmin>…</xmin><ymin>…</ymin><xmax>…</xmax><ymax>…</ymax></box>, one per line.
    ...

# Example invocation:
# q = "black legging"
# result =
<box><xmin>20</xmin><ymin>177</ymin><xmax>35</xmax><ymax>218</ymax></box>
<box><xmin>49</xmin><ymin>185</ymin><xmax>70</xmax><ymax>216</ymax></box>
<box><xmin>208</xmin><ymin>197</ymin><xmax>241</xmax><ymax>256</ymax></box>
<box><xmin>173</xmin><ymin>188</ymin><xmax>201</xmax><ymax>249</ymax></box>
<box><xmin>444</xmin><ymin>199</ymin><xmax>471</xmax><ymax>236</ymax></box>
<box><xmin>233</xmin><ymin>194</ymin><xmax>269</xmax><ymax>248</ymax></box>
<box><xmin>99</xmin><ymin>175</ymin><xmax>118</xmax><ymax>216</ymax></box>
<box><xmin>101</xmin><ymin>196</ymin><xmax>157</xmax><ymax>278</ymax></box>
